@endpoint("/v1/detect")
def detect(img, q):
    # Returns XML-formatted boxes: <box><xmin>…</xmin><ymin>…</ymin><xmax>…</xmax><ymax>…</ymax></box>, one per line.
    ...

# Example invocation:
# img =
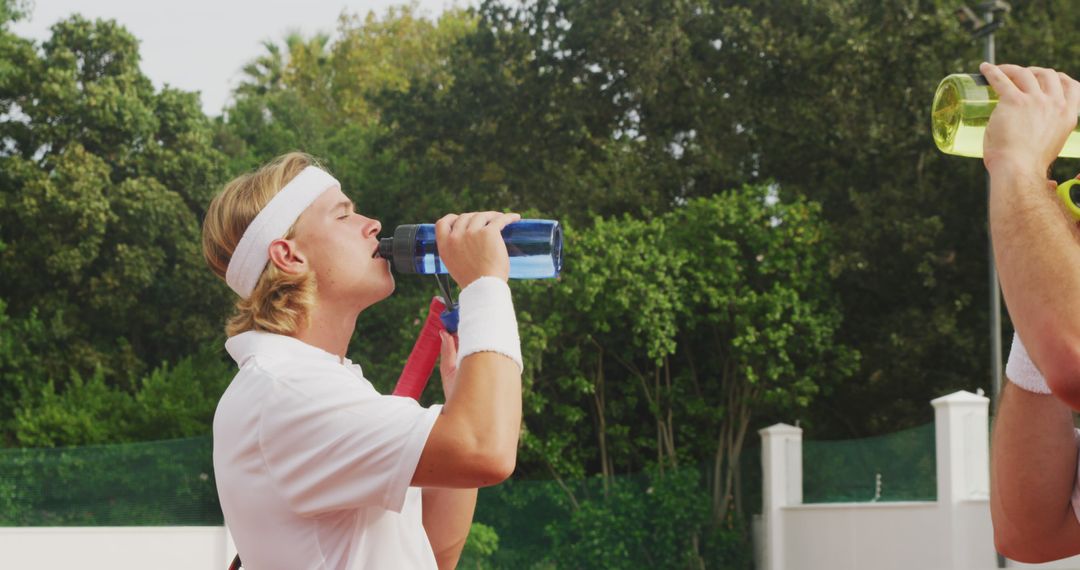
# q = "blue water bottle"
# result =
<box><xmin>378</xmin><ymin>219</ymin><xmax>563</xmax><ymax>279</ymax></box>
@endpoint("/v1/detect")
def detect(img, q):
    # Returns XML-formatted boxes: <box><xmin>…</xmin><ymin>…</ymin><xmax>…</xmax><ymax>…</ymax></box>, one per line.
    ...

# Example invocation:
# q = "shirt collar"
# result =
<box><xmin>225</xmin><ymin>331</ymin><xmax>363</xmax><ymax>376</ymax></box>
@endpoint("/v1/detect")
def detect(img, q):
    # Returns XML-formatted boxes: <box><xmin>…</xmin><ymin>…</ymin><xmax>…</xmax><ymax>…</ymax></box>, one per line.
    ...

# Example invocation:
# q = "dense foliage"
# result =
<box><xmin>0</xmin><ymin>3</ymin><xmax>231</xmax><ymax>446</ymax></box>
<box><xmin>4</xmin><ymin>0</ymin><xmax>1080</xmax><ymax>565</ymax></box>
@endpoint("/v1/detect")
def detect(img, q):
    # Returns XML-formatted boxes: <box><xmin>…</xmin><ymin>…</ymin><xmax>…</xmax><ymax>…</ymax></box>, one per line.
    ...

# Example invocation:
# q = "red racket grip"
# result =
<box><xmin>393</xmin><ymin>297</ymin><xmax>448</xmax><ymax>400</ymax></box>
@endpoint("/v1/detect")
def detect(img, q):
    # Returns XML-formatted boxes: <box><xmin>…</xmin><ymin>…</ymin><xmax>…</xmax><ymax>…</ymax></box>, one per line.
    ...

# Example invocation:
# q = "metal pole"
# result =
<box><xmin>976</xmin><ymin>9</ymin><xmax>1008</xmax><ymax>567</ymax></box>
<box><xmin>986</xmin><ymin>9</ymin><xmax>1003</xmax><ymax>408</ymax></box>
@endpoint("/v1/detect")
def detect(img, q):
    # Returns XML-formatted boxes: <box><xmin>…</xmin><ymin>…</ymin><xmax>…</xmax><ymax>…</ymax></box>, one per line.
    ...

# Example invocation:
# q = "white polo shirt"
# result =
<box><xmin>213</xmin><ymin>331</ymin><xmax>442</xmax><ymax>570</ymax></box>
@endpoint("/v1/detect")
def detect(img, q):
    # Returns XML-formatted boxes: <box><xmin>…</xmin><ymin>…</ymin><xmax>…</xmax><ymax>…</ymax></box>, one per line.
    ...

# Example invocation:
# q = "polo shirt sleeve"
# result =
<box><xmin>257</xmin><ymin>377</ymin><xmax>442</xmax><ymax>517</ymax></box>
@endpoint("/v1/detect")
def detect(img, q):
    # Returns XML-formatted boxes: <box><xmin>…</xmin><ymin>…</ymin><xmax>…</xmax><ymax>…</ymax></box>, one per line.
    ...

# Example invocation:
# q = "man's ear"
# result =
<box><xmin>267</xmin><ymin>238</ymin><xmax>307</xmax><ymax>275</ymax></box>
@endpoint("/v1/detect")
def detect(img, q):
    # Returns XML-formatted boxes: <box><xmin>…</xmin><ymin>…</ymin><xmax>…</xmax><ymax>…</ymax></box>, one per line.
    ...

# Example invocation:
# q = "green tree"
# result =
<box><xmin>235</xmin><ymin>38</ymin><xmax>289</xmax><ymax>98</ymax></box>
<box><xmin>669</xmin><ymin>0</ymin><xmax>1080</xmax><ymax>436</ymax></box>
<box><xmin>13</xmin><ymin>346</ymin><xmax>232</xmax><ymax>447</ymax></box>
<box><xmin>0</xmin><ymin>0</ymin><xmax>27</xmax><ymax>23</ymax></box>
<box><xmin>377</xmin><ymin>0</ymin><xmax>1080</xmax><ymax>440</ymax></box>
<box><xmin>0</xmin><ymin>14</ymin><xmax>233</xmax><ymax>443</ymax></box>
<box><xmin>509</xmin><ymin>187</ymin><xmax>853</xmax><ymax>565</ymax></box>
<box><xmin>331</xmin><ymin>5</ymin><xmax>474</xmax><ymax>125</ymax></box>
<box><xmin>0</xmin><ymin>299</ymin><xmax>47</xmax><ymax>446</ymax></box>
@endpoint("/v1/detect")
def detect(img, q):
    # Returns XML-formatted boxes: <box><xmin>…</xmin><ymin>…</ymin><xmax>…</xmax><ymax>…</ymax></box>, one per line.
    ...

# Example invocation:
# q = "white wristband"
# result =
<box><xmin>456</xmin><ymin>276</ymin><xmax>523</xmax><ymax>373</ymax></box>
<box><xmin>1006</xmin><ymin>332</ymin><xmax>1052</xmax><ymax>394</ymax></box>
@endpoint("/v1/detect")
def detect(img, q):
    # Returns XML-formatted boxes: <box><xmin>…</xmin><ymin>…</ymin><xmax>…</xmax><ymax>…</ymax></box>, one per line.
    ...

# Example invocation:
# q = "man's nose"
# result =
<box><xmin>366</xmin><ymin>219</ymin><xmax>382</xmax><ymax>238</ymax></box>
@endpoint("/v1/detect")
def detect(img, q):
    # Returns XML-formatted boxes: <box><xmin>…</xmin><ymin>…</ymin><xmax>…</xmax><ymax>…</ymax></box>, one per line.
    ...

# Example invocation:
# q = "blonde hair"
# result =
<box><xmin>202</xmin><ymin>152</ymin><xmax>324</xmax><ymax>337</ymax></box>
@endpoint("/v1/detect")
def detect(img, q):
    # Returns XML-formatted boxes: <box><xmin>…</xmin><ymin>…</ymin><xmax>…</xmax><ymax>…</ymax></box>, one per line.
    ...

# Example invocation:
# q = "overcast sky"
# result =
<box><xmin>11</xmin><ymin>0</ymin><xmax>467</xmax><ymax>117</ymax></box>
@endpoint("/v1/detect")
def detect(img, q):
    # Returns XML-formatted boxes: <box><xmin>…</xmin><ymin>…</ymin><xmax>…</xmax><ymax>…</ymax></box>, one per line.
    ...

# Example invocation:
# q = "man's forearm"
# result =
<box><xmin>991</xmin><ymin>382</ymin><xmax>1080</xmax><ymax>561</ymax></box>
<box><xmin>422</xmin><ymin>486</ymin><xmax>478</xmax><ymax>570</ymax></box>
<box><xmin>991</xmin><ymin>166</ymin><xmax>1080</xmax><ymax>403</ymax></box>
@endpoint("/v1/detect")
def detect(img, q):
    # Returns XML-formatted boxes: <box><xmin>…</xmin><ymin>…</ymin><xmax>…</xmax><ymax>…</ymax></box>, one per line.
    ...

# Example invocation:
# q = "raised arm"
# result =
<box><xmin>982</xmin><ymin>62</ymin><xmax>1080</xmax><ymax>561</ymax></box>
<box><xmin>411</xmin><ymin>211</ymin><xmax>524</xmax><ymax>489</ymax></box>
<box><xmin>983</xmin><ymin>63</ymin><xmax>1080</xmax><ymax>408</ymax></box>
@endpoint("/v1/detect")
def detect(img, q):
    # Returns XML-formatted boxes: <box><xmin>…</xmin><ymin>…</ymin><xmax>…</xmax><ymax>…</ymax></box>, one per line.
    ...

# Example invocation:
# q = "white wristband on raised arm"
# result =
<box><xmin>455</xmin><ymin>276</ymin><xmax>523</xmax><ymax>373</ymax></box>
<box><xmin>1006</xmin><ymin>332</ymin><xmax>1052</xmax><ymax>394</ymax></box>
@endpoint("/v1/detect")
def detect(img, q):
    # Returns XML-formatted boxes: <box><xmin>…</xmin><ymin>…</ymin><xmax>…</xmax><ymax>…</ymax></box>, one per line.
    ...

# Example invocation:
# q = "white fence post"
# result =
<box><xmin>759</xmin><ymin>423</ymin><xmax>803</xmax><ymax>570</ymax></box>
<box><xmin>931</xmin><ymin>390</ymin><xmax>993</xmax><ymax>569</ymax></box>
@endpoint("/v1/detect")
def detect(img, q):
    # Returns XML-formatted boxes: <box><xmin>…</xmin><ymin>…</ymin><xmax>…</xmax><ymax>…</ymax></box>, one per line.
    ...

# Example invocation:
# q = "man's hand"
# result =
<box><xmin>415</xmin><ymin>211</ymin><xmax>524</xmax><ymax>490</ymax></box>
<box><xmin>435</xmin><ymin>211</ymin><xmax>521</xmax><ymax>288</ymax></box>
<box><xmin>981</xmin><ymin>63</ymin><xmax>1080</xmax><ymax>178</ymax></box>
<box><xmin>438</xmin><ymin>330</ymin><xmax>459</xmax><ymax>400</ymax></box>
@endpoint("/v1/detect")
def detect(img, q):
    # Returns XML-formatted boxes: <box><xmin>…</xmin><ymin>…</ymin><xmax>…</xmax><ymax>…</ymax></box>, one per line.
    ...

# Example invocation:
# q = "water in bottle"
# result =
<box><xmin>932</xmin><ymin>73</ymin><xmax>1080</xmax><ymax>158</ymax></box>
<box><xmin>378</xmin><ymin>219</ymin><xmax>563</xmax><ymax>279</ymax></box>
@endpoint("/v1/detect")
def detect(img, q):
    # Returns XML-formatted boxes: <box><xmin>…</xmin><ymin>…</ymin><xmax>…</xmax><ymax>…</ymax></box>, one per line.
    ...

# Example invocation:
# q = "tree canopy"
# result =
<box><xmin>4</xmin><ymin>0</ymin><xmax>1080</xmax><ymax>565</ymax></box>
<box><xmin>0</xmin><ymin>9</ymin><xmax>231</xmax><ymax>445</ymax></box>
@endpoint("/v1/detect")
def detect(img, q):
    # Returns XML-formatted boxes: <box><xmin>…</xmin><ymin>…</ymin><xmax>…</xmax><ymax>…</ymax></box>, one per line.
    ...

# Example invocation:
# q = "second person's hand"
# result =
<box><xmin>435</xmin><ymin>211</ymin><xmax>521</xmax><ymax>288</ymax></box>
<box><xmin>981</xmin><ymin>62</ymin><xmax>1080</xmax><ymax>178</ymax></box>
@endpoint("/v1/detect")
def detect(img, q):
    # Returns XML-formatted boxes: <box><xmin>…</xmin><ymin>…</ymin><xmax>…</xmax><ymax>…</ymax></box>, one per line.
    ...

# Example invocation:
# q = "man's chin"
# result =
<box><xmin>371</xmin><ymin>276</ymin><xmax>395</xmax><ymax>303</ymax></box>
<box><xmin>353</xmin><ymin>281</ymin><xmax>395</xmax><ymax>314</ymax></box>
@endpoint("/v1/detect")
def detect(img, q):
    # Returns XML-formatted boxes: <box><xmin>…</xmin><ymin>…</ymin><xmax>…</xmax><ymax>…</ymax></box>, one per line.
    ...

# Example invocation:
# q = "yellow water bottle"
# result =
<box><xmin>931</xmin><ymin>73</ymin><xmax>1080</xmax><ymax>158</ymax></box>
<box><xmin>1058</xmin><ymin>179</ymin><xmax>1080</xmax><ymax>220</ymax></box>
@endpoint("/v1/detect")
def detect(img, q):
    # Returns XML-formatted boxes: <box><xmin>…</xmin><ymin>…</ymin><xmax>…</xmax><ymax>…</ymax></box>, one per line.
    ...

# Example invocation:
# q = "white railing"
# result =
<box><xmin>0</xmin><ymin>525</ymin><xmax>236</xmax><ymax>569</ymax></box>
<box><xmin>756</xmin><ymin>390</ymin><xmax>1080</xmax><ymax>570</ymax></box>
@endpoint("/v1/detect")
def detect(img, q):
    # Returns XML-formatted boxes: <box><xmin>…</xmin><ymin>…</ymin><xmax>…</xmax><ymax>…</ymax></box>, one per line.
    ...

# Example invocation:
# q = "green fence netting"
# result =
<box><xmin>0</xmin><ymin>436</ymin><xmax>221</xmax><ymax>526</ymax></box>
<box><xmin>0</xmin><ymin>436</ymin><xmax>762</xmax><ymax>567</ymax></box>
<box><xmin>0</xmin><ymin>423</ymin><xmax>934</xmax><ymax>565</ymax></box>
<box><xmin>802</xmin><ymin>422</ymin><xmax>937</xmax><ymax>503</ymax></box>
<box><xmin>468</xmin><ymin>459</ymin><xmax>760</xmax><ymax>569</ymax></box>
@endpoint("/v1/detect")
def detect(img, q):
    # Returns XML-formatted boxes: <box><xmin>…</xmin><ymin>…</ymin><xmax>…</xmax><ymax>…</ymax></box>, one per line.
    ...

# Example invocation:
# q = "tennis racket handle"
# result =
<box><xmin>393</xmin><ymin>297</ymin><xmax>448</xmax><ymax>400</ymax></box>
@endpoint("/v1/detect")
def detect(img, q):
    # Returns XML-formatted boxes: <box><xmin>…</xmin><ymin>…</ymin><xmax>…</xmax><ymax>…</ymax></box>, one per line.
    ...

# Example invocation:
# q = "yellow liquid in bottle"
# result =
<box><xmin>931</xmin><ymin>74</ymin><xmax>1080</xmax><ymax>158</ymax></box>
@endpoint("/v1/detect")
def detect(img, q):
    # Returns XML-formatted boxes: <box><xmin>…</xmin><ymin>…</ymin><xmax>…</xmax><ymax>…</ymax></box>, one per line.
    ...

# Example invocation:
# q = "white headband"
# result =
<box><xmin>225</xmin><ymin>166</ymin><xmax>340</xmax><ymax>298</ymax></box>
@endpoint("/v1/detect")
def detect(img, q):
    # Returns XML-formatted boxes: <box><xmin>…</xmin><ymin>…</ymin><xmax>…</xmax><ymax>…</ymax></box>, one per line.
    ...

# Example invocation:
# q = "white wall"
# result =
<box><xmin>0</xmin><ymin>526</ymin><xmax>235</xmax><ymax>570</ymax></box>
<box><xmin>782</xmin><ymin>502</ymin><xmax>943</xmax><ymax>569</ymax></box>
<box><xmin>757</xmin><ymin>390</ymin><xmax>1080</xmax><ymax>570</ymax></box>
<box><xmin>1011</xmin><ymin>558</ymin><xmax>1080</xmax><ymax>569</ymax></box>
